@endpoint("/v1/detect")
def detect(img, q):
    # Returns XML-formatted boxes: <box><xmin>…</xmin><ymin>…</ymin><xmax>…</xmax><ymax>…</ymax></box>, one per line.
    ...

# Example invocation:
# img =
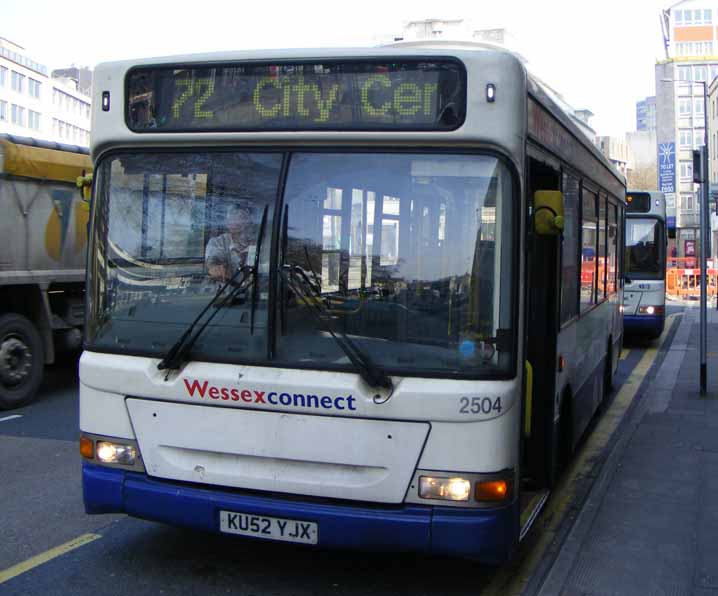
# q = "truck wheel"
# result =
<box><xmin>0</xmin><ymin>314</ymin><xmax>44</xmax><ymax>410</ymax></box>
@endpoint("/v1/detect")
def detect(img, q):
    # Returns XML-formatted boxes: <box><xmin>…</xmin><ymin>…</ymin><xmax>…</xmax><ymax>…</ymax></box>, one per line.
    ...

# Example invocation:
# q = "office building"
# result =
<box><xmin>0</xmin><ymin>37</ymin><xmax>92</xmax><ymax>147</ymax></box>
<box><xmin>597</xmin><ymin>136</ymin><xmax>634</xmax><ymax>176</ymax></box>
<box><xmin>707</xmin><ymin>75</ymin><xmax>718</xmax><ymax>262</ymax></box>
<box><xmin>656</xmin><ymin>1</ymin><xmax>718</xmax><ymax>257</ymax></box>
<box><xmin>636</xmin><ymin>96</ymin><xmax>657</xmax><ymax>132</ymax></box>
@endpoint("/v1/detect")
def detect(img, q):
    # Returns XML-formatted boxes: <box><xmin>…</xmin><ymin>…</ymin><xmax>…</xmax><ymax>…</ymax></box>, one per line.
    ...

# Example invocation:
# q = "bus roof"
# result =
<box><xmin>89</xmin><ymin>44</ymin><xmax>625</xmax><ymax>193</ymax></box>
<box><xmin>0</xmin><ymin>134</ymin><xmax>92</xmax><ymax>183</ymax></box>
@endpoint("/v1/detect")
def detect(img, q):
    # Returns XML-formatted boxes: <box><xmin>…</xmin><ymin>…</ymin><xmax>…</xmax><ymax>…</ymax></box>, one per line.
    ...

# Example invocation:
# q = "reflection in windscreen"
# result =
<box><xmin>277</xmin><ymin>153</ymin><xmax>514</xmax><ymax>376</ymax></box>
<box><xmin>87</xmin><ymin>152</ymin><xmax>282</xmax><ymax>361</ymax></box>
<box><xmin>87</xmin><ymin>151</ymin><xmax>515</xmax><ymax>378</ymax></box>
<box><xmin>625</xmin><ymin>218</ymin><xmax>664</xmax><ymax>278</ymax></box>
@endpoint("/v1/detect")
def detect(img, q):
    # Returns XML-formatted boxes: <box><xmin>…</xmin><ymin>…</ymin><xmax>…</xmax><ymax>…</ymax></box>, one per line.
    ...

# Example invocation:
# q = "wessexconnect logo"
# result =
<box><xmin>183</xmin><ymin>379</ymin><xmax>357</xmax><ymax>412</ymax></box>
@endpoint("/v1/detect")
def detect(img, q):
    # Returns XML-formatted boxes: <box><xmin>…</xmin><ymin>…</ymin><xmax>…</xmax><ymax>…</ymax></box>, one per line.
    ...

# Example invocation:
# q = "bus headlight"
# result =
<box><xmin>638</xmin><ymin>305</ymin><xmax>664</xmax><ymax>315</ymax></box>
<box><xmin>80</xmin><ymin>434</ymin><xmax>144</xmax><ymax>471</ymax></box>
<box><xmin>419</xmin><ymin>476</ymin><xmax>471</xmax><ymax>501</ymax></box>
<box><xmin>407</xmin><ymin>470</ymin><xmax>514</xmax><ymax>507</ymax></box>
<box><xmin>96</xmin><ymin>441</ymin><xmax>138</xmax><ymax>465</ymax></box>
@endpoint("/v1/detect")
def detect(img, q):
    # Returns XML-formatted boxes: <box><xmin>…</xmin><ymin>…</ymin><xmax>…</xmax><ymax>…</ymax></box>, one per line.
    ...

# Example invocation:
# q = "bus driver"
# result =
<box><xmin>205</xmin><ymin>203</ymin><xmax>255</xmax><ymax>282</ymax></box>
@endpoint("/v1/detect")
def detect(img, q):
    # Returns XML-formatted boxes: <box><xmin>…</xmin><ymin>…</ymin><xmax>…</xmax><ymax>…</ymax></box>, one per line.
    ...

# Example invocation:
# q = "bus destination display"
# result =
<box><xmin>626</xmin><ymin>193</ymin><xmax>651</xmax><ymax>213</ymax></box>
<box><xmin>126</xmin><ymin>60</ymin><xmax>466</xmax><ymax>132</ymax></box>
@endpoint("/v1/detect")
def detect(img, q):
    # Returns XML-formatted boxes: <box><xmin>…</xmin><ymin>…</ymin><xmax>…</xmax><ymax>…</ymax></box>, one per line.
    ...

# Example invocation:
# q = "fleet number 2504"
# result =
<box><xmin>459</xmin><ymin>396</ymin><xmax>503</xmax><ymax>415</ymax></box>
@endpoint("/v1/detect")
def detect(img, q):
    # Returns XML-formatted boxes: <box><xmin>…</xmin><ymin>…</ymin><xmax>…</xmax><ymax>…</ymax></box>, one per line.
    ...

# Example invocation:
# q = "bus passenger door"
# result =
<box><xmin>524</xmin><ymin>158</ymin><xmax>562</xmax><ymax>489</ymax></box>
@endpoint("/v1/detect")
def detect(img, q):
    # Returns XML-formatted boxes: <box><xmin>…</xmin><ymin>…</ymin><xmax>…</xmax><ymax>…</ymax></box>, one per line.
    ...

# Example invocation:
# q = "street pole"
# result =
<box><xmin>662</xmin><ymin>76</ymin><xmax>710</xmax><ymax>392</ymax></box>
<box><xmin>701</xmin><ymin>81</ymin><xmax>709</xmax><ymax>394</ymax></box>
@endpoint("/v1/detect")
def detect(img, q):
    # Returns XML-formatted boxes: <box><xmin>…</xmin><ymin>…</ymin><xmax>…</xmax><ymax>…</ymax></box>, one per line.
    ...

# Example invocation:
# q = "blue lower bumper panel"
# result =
<box><xmin>83</xmin><ymin>463</ymin><xmax>518</xmax><ymax>562</ymax></box>
<box><xmin>624</xmin><ymin>314</ymin><xmax>665</xmax><ymax>337</ymax></box>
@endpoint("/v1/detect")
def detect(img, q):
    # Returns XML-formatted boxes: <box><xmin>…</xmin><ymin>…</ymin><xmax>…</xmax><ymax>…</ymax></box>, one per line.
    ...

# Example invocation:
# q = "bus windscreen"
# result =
<box><xmin>126</xmin><ymin>60</ymin><xmax>466</xmax><ymax>132</ymax></box>
<box><xmin>625</xmin><ymin>218</ymin><xmax>664</xmax><ymax>278</ymax></box>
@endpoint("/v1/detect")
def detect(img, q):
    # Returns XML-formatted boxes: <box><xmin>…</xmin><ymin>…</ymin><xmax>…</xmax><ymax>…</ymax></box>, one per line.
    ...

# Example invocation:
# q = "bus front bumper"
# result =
<box><xmin>624</xmin><ymin>313</ymin><xmax>665</xmax><ymax>337</ymax></box>
<box><xmin>83</xmin><ymin>462</ymin><xmax>518</xmax><ymax>562</ymax></box>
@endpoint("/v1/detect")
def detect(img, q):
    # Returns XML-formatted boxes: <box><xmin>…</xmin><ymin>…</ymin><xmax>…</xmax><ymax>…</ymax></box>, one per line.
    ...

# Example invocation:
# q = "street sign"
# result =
<box><xmin>659</xmin><ymin>142</ymin><xmax>675</xmax><ymax>193</ymax></box>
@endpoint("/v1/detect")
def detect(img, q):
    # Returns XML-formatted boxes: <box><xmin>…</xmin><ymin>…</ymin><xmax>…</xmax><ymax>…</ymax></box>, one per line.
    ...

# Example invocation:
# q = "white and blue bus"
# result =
<box><xmin>79</xmin><ymin>43</ymin><xmax>625</xmax><ymax>563</ymax></box>
<box><xmin>623</xmin><ymin>190</ymin><xmax>666</xmax><ymax>339</ymax></box>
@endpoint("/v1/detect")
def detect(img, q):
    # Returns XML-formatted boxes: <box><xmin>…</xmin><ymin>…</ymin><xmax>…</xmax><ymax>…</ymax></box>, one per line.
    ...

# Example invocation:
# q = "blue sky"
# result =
<box><xmin>4</xmin><ymin>0</ymin><xmax>670</xmax><ymax>136</ymax></box>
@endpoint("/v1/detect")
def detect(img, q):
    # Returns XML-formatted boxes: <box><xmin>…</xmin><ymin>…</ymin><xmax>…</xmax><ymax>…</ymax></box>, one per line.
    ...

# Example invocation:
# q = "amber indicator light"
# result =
<box><xmin>80</xmin><ymin>436</ymin><xmax>94</xmax><ymax>459</ymax></box>
<box><xmin>475</xmin><ymin>480</ymin><xmax>511</xmax><ymax>502</ymax></box>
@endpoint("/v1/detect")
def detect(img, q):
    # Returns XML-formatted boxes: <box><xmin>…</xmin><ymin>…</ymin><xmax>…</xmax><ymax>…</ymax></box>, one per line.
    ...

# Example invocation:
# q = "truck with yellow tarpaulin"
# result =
<box><xmin>0</xmin><ymin>134</ymin><xmax>92</xmax><ymax>408</ymax></box>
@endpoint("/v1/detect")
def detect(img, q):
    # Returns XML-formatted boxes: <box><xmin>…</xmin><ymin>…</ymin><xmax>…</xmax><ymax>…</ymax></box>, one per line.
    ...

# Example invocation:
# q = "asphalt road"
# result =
<box><xmin>0</xmin><ymin>318</ymin><xmax>671</xmax><ymax>596</ymax></box>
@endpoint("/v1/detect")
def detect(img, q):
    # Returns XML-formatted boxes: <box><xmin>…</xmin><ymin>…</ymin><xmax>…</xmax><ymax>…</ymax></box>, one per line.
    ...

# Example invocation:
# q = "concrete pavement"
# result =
<box><xmin>534</xmin><ymin>304</ymin><xmax>718</xmax><ymax>596</ymax></box>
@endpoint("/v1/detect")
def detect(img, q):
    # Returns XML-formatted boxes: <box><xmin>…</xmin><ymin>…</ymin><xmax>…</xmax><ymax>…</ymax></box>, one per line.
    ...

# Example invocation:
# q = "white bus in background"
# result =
<box><xmin>623</xmin><ymin>191</ymin><xmax>666</xmax><ymax>339</ymax></box>
<box><xmin>79</xmin><ymin>43</ymin><xmax>625</xmax><ymax>563</ymax></box>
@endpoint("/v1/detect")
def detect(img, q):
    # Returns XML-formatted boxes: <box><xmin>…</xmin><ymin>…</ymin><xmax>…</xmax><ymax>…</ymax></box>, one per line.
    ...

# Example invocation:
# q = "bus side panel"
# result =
<box><xmin>558</xmin><ymin>302</ymin><xmax>615</xmax><ymax>447</ymax></box>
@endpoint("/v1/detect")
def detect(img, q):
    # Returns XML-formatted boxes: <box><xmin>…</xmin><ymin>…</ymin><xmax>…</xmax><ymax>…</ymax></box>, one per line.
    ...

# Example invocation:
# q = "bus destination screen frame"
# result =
<box><xmin>626</xmin><ymin>192</ymin><xmax>652</xmax><ymax>213</ymax></box>
<box><xmin>125</xmin><ymin>58</ymin><xmax>467</xmax><ymax>133</ymax></box>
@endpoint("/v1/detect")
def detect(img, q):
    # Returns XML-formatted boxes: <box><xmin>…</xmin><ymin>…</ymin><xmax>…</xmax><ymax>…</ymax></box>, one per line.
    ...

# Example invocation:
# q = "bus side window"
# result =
<box><xmin>560</xmin><ymin>172</ymin><xmax>579</xmax><ymax>325</ymax></box>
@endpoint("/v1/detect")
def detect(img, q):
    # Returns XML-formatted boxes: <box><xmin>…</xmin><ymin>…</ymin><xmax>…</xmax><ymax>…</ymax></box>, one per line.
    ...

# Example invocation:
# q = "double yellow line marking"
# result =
<box><xmin>483</xmin><ymin>315</ymin><xmax>676</xmax><ymax>596</ymax></box>
<box><xmin>0</xmin><ymin>533</ymin><xmax>101</xmax><ymax>585</ymax></box>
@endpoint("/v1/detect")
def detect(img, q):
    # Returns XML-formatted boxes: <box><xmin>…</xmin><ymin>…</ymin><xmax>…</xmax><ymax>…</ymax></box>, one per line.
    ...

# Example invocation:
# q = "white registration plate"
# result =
<box><xmin>219</xmin><ymin>511</ymin><xmax>318</xmax><ymax>545</ymax></box>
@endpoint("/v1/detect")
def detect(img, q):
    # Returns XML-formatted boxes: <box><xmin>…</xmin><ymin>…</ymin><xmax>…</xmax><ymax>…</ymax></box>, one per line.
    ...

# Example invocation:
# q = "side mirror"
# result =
<box><xmin>76</xmin><ymin>173</ymin><xmax>93</xmax><ymax>203</ymax></box>
<box><xmin>534</xmin><ymin>190</ymin><xmax>564</xmax><ymax>236</ymax></box>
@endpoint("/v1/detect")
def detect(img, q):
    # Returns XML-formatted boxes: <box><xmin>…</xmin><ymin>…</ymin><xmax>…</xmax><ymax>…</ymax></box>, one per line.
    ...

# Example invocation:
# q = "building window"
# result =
<box><xmin>703</xmin><ymin>42</ymin><xmax>714</xmax><ymax>55</ymax></box>
<box><xmin>679</xmin><ymin>129</ymin><xmax>692</xmax><ymax>148</ymax></box>
<box><xmin>695</xmin><ymin>129</ymin><xmax>705</xmax><ymax>146</ymax></box>
<box><xmin>28</xmin><ymin>110</ymin><xmax>40</xmax><ymax>130</ymax></box>
<box><xmin>0</xmin><ymin>101</ymin><xmax>6</xmax><ymax>121</ymax></box>
<box><xmin>11</xmin><ymin>71</ymin><xmax>25</xmax><ymax>93</ymax></box>
<box><xmin>11</xmin><ymin>104</ymin><xmax>25</xmax><ymax>126</ymax></box>
<box><xmin>679</xmin><ymin>97</ymin><xmax>692</xmax><ymax>115</ymax></box>
<box><xmin>679</xmin><ymin>65</ymin><xmax>692</xmax><ymax>81</ymax></box>
<box><xmin>706</xmin><ymin>9</ymin><xmax>713</xmax><ymax>23</ymax></box>
<box><xmin>695</xmin><ymin>98</ymin><xmax>705</xmax><ymax>115</ymax></box>
<box><xmin>28</xmin><ymin>79</ymin><xmax>41</xmax><ymax>99</ymax></box>
<box><xmin>681</xmin><ymin>194</ymin><xmax>695</xmax><ymax>211</ymax></box>
<box><xmin>675</xmin><ymin>9</ymin><xmax>683</xmax><ymax>24</ymax></box>
<box><xmin>695</xmin><ymin>66</ymin><xmax>707</xmax><ymax>82</ymax></box>
<box><xmin>680</xmin><ymin>161</ymin><xmax>694</xmax><ymax>180</ymax></box>
<box><xmin>0</xmin><ymin>66</ymin><xmax>6</xmax><ymax>86</ymax></box>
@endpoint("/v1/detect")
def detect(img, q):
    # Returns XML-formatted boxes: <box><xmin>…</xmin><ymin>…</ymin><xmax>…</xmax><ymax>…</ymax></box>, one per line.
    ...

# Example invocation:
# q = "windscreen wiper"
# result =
<box><xmin>249</xmin><ymin>205</ymin><xmax>269</xmax><ymax>335</ymax></box>
<box><xmin>278</xmin><ymin>264</ymin><xmax>393</xmax><ymax>394</ymax></box>
<box><xmin>157</xmin><ymin>265</ymin><xmax>253</xmax><ymax>374</ymax></box>
<box><xmin>157</xmin><ymin>204</ymin><xmax>269</xmax><ymax>374</ymax></box>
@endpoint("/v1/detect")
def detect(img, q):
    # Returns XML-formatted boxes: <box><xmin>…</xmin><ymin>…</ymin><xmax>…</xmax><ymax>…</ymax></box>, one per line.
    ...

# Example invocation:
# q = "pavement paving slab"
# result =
<box><xmin>536</xmin><ymin>306</ymin><xmax>718</xmax><ymax>596</ymax></box>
